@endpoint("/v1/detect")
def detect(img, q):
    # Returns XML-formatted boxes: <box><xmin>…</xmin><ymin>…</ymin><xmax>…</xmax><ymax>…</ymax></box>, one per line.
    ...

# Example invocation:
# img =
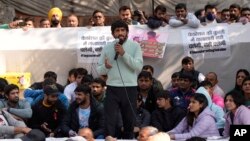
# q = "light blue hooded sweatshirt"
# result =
<box><xmin>196</xmin><ymin>87</ymin><xmax>225</xmax><ymax>129</ymax></box>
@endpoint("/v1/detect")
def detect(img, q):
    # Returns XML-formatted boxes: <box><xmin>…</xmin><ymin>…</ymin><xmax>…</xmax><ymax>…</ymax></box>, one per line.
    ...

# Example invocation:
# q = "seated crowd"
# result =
<box><xmin>1</xmin><ymin>2</ymin><xmax>250</xmax><ymax>141</ymax></box>
<box><xmin>1</xmin><ymin>55</ymin><xmax>250</xmax><ymax>141</ymax></box>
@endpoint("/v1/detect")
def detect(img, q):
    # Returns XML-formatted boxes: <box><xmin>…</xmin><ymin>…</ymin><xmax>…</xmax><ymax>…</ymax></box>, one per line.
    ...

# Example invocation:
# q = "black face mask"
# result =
<box><xmin>206</xmin><ymin>12</ymin><xmax>215</xmax><ymax>21</ymax></box>
<box><xmin>51</xmin><ymin>19</ymin><xmax>60</xmax><ymax>26</ymax></box>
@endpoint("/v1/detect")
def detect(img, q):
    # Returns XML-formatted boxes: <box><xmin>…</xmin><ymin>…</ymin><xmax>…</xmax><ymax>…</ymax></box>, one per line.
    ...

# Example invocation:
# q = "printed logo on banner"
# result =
<box><xmin>78</xmin><ymin>26</ymin><xmax>169</xmax><ymax>62</ymax></box>
<box><xmin>181</xmin><ymin>26</ymin><xmax>231</xmax><ymax>59</ymax></box>
<box><xmin>230</xmin><ymin>125</ymin><xmax>250</xmax><ymax>141</ymax></box>
<box><xmin>129</xmin><ymin>26</ymin><xmax>168</xmax><ymax>59</ymax></box>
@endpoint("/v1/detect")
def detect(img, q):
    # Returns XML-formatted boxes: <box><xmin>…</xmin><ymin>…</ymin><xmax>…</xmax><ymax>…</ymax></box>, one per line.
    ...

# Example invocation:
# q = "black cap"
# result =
<box><xmin>43</xmin><ymin>84</ymin><xmax>59</xmax><ymax>95</ymax></box>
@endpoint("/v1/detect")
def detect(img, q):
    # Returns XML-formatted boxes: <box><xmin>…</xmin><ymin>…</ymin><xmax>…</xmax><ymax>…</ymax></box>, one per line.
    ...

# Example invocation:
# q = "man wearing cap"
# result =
<box><xmin>29</xmin><ymin>84</ymin><xmax>67</xmax><ymax>137</ymax></box>
<box><xmin>48</xmin><ymin>7</ymin><xmax>63</xmax><ymax>28</ymax></box>
<box><xmin>24</xmin><ymin>78</ymin><xmax>69</xmax><ymax>109</ymax></box>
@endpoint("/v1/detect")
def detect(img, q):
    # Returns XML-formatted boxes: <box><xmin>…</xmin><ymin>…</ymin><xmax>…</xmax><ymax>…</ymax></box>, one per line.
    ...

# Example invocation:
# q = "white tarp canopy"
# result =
<box><xmin>1</xmin><ymin>0</ymin><xmax>250</xmax><ymax>17</ymax></box>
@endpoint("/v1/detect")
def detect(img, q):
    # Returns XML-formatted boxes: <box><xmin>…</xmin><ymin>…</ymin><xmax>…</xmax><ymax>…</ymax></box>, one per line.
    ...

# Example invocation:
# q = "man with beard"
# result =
<box><xmin>0</xmin><ymin>84</ymin><xmax>32</xmax><ymax>138</ymax></box>
<box><xmin>29</xmin><ymin>84</ymin><xmax>66</xmax><ymax>137</ymax></box>
<box><xmin>229</xmin><ymin>4</ymin><xmax>241</xmax><ymax>23</ymax></box>
<box><xmin>97</xmin><ymin>20</ymin><xmax>143</xmax><ymax>140</ymax></box>
<box><xmin>137</xmin><ymin>71</ymin><xmax>157</xmax><ymax>113</ymax></box>
<box><xmin>91</xmin><ymin>78</ymin><xmax>106</xmax><ymax>104</ymax></box>
<box><xmin>147</xmin><ymin>5</ymin><xmax>168</xmax><ymax>29</ymax></box>
<box><xmin>60</xmin><ymin>84</ymin><xmax>104</xmax><ymax>138</ymax></box>
<box><xmin>48</xmin><ymin>7</ymin><xmax>63</xmax><ymax>28</ymax></box>
<box><xmin>169</xmin><ymin>3</ymin><xmax>200</xmax><ymax>28</ymax></box>
<box><xmin>119</xmin><ymin>6</ymin><xmax>140</xmax><ymax>25</ymax></box>
<box><xmin>0</xmin><ymin>84</ymin><xmax>32</xmax><ymax>121</ymax></box>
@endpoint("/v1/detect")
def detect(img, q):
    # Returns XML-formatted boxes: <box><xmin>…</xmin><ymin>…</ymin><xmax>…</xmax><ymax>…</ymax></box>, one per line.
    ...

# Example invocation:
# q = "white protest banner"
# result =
<box><xmin>77</xmin><ymin>26</ymin><xmax>114</xmax><ymax>63</ymax></box>
<box><xmin>78</xmin><ymin>25</ymin><xmax>168</xmax><ymax>62</ymax></box>
<box><xmin>0</xmin><ymin>23</ymin><xmax>250</xmax><ymax>92</ymax></box>
<box><xmin>182</xmin><ymin>26</ymin><xmax>230</xmax><ymax>59</ymax></box>
<box><xmin>129</xmin><ymin>25</ymin><xmax>168</xmax><ymax>58</ymax></box>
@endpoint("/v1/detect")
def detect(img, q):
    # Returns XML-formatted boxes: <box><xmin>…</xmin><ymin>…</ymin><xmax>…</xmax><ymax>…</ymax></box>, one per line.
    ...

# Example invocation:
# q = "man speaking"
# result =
<box><xmin>97</xmin><ymin>20</ymin><xmax>143</xmax><ymax>140</ymax></box>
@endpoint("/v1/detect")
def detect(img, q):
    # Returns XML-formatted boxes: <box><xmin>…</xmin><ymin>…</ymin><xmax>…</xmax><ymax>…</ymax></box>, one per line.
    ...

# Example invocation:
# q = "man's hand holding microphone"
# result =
<box><xmin>114</xmin><ymin>38</ymin><xmax>125</xmax><ymax>60</ymax></box>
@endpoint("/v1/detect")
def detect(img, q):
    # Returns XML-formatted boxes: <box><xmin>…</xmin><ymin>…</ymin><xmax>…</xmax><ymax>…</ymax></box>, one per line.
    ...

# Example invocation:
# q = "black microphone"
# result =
<box><xmin>114</xmin><ymin>38</ymin><xmax>124</xmax><ymax>60</ymax></box>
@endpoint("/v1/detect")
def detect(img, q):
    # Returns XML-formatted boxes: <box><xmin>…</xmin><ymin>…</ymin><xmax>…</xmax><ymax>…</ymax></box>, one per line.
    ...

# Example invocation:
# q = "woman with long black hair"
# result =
<box><xmin>168</xmin><ymin>93</ymin><xmax>219</xmax><ymax>140</ymax></box>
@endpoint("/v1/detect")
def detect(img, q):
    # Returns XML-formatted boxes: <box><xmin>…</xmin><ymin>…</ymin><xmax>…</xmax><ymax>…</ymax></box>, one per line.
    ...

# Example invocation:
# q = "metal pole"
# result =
<box><xmin>152</xmin><ymin>0</ymin><xmax>154</xmax><ymax>15</ymax></box>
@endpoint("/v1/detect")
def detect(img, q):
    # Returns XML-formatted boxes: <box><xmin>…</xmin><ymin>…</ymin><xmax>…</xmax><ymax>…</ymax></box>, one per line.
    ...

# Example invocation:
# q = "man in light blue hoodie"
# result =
<box><xmin>97</xmin><ymin>20</ymin><xmax>143</xmax><ymax>140</ymax></box>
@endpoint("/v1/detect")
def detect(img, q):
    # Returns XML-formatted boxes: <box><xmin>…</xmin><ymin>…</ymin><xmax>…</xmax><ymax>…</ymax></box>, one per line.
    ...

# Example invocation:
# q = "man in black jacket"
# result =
<box><xmin>147</xmin><ymin>5</ymin><xmax>168</xmax><ymax>29</ymax></box>
<box><xmin>137</xmin><ymin>71</ymin><xmax>157</xmax><ymax>113</ymax></box>
<box><xmin>29</xmin><ymin>84</ymin><xmax>66</xmax><ymax>137</ymax></box>
<box><xmin>60</xmin><ymin>84</ymin><xmax>104</xmax><ymax>138</ymax></box>
<box><xmin>151</xmin><ymin>90</ymin><xmax>186</xmax><ymax>132</ymax></box>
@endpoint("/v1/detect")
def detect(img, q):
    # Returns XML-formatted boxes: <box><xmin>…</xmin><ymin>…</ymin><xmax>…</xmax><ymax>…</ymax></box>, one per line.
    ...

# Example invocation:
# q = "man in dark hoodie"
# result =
<box><xmin>147</xmin><ymin>5</ymin><xmax>168</xmax><ymax>29</ymax></box>
<box><xmin>151</xmin><ymin>90</ymin><xmax>186</xmax><ymax>132</ymax></box>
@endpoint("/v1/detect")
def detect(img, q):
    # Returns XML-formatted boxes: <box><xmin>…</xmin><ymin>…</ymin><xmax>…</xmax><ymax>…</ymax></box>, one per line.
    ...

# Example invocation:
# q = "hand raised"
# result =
<box><xmin>105</xmin><ymin>57</ymin><xmax>112</xmax><ymax>69</ymax></box>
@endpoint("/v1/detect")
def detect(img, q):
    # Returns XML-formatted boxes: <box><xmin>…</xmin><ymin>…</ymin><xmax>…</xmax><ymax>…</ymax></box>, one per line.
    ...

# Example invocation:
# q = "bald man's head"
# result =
<box><xmin>78</xmin><ymin>128</ymin><xmax>94</xmax><ymax>141</ymax></box>
<box><xmin>147</xmin><ymin>132</ymin><xmax>170</xmax><ymax>141</ymax></box>
<box><xmin>138</xmin><ymin>126</ymin><xmax>158</xmax><ymax>141</ymax></box>
<box><xmin>205</xmin><ymin>72</ymin><xmax>218</xmax><ymax>86</ymax></box>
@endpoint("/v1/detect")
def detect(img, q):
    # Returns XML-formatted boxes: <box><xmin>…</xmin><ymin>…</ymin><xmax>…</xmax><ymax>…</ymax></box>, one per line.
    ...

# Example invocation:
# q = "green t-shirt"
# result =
<box><xmin>0</xmin><ymin>24</ymin><xmax>9</xmax><ymax>29</ymax></box>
